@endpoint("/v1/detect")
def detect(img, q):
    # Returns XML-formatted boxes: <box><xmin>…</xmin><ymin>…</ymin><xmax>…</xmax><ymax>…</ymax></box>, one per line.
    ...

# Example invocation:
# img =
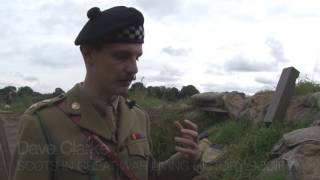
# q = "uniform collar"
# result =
<box><xmin>89</xmin><ymin>94</ymin><xmax>120</xmax><ymax>117</ymax></box>
<box><xmin>63</xmin><ymin>83</ymin><xmax>136</xmax><ymax>146</ymax></box>
<box><xmin>63</xmin><ymin>83</ymin><xmax>114</xmax><ymax>141</ymax></box>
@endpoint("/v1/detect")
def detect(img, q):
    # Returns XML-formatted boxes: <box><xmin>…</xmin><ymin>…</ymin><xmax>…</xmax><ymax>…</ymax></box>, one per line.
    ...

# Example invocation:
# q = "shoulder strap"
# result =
<box><xmin>35</xmin><ymin>112</ymin><xmax>56</xmax><ymax>180</ymax></box>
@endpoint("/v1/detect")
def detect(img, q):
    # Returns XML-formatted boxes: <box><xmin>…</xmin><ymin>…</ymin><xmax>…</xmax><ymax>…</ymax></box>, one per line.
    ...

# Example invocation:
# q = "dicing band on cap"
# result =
<box><xmin>75</xmin><ymin>6</ymin><xmax>144</xmax><ymax>45</ymax></box>
<box><xmin>116</xmin><ymin>25</ymin><xmax>144</xmax><ymax>41</ymax></box>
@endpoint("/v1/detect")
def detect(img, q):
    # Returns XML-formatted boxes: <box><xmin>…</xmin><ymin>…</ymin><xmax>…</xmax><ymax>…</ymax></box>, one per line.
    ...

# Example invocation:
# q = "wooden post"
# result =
<box><xmin>264</xmin><ymin>67</ymin><xmax>300</xmax><ymax>125</ymax></box>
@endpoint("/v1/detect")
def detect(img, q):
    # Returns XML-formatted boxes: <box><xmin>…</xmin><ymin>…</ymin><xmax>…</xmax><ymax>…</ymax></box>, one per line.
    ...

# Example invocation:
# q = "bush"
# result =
<box><xmin>17</xmin><ymin>86</ymin><xmax>34</xmax><ymax>96</ymax></box>
<box><xmin>0</xmin><ymin>86</ymin><xmax>16</xmax><ymax>96</ymax></box>
<box><xmin>162</xmin><ymin>87</ymin><xmax>179</xmax><ymax>101</ymax></box>
<box><xmin>295</xmin><ymin>78</ymin><xmax>320</xmax><ymax>95</ymax></box>
<box><xmin>180</xmin><ymin>85</ymin><xmax>199</xmax><ymax>98</ymax></box>
<box><xmin>130</xmin><ymin>82</ymin><xmax>146</xmax><ymax>92</ymax></box>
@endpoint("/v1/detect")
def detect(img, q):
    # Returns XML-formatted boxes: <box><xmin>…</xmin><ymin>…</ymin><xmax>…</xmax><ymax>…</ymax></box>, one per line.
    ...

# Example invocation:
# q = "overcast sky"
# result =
<box><xmin>1</xmin><ymin>0</ymin><xmax>320</xmax><ymax>94</ymax></box>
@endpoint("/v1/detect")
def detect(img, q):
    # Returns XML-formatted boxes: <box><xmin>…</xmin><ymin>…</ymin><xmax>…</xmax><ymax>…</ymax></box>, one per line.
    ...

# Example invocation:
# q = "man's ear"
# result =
<box><xmin>80</xmin><ymin>45</ymin><xmax>94</xmax><ymax>67</ymax></box>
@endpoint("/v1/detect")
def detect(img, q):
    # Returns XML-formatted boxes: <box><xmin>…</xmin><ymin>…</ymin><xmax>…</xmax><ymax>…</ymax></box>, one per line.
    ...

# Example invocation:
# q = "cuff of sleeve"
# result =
<box><xmin>192</xmin><ymin>151</ymin><xmax>204</xmax><ymax>174</ymax></box>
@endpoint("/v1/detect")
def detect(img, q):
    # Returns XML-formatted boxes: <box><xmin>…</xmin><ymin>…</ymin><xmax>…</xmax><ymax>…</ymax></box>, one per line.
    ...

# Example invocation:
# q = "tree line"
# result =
<box><xmin>0</xmin><ymin>83</ymin><xmax>199</xmax><ymax>105</ymax></box>
<box><xmin>129</xmin><ymin>82</ymin><xmax>199</xmax><ymax>101</ymax></box>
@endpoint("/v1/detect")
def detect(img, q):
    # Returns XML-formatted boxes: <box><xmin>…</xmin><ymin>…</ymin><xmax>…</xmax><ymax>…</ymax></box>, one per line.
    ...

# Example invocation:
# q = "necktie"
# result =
<box><xmin>105</xmin><ymin>105</ymin><xmax>117</xmax><ymax>140</ymax></box>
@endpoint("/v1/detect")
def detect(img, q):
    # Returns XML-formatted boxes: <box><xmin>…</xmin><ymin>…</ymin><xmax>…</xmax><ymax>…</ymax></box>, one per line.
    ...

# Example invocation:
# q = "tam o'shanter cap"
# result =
<box><xmin>75</xmin><ymin>6</ymin><xmax>144</xmax><ymax>45</ymax></box>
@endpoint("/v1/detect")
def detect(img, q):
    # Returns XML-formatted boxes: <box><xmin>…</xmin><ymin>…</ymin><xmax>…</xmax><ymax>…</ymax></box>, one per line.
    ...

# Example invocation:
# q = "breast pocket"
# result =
<box><xmin>127</xmin><ymin>139</ymin><xmax>151</xmax><ymax>159</ymax></box>
<box><xmin>124</xmin><ymin>139</ymin><xmax>151</xmax><ymax>180</ymax></box>
<box><xmin>54</xmin><ymin>153</ymin><xmax>91</xmax><ymax>180</ymax></box>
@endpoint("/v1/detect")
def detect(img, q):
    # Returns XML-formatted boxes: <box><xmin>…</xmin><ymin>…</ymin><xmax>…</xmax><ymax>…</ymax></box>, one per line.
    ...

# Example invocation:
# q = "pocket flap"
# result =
<box><xmin>56</xmin><ymin>153</ymin><xmax>90</xmax><ymax>174</ymax></box>
<box><xmin>126</xmin><ymin>139</ymin><xmax>151</xmax><ymax>159</ymax></box>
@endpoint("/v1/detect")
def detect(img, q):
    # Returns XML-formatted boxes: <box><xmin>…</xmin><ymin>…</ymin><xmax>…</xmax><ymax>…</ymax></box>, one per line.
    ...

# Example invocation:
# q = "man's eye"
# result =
<box><xmin>114</xmin><ymin>54</ymin><xmax>129</xmax><ymax>60</ymax></box>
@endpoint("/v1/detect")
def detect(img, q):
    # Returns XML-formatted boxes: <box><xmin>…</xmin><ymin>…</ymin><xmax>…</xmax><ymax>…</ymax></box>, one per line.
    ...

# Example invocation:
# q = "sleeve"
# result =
<box><xmin>10</xmin><ymin>113</ymin><xmax>52</xmax><ymax>180</ymax></box>
<box><xmin>146</xmin><ymin>113</ymin><xmax>202</xmax><ymax>180</ymax></box>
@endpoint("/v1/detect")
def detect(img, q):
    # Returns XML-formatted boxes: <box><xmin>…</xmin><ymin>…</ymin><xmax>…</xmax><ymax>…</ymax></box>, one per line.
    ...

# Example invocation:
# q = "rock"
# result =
<box><xmin>4</xmin><ymin>104</ymin><xmax>11</xmax><ymax>109</ymax></box>
<box><xmin>202</xmin><ymin>144</ymin><xmax>224</xmax><ymax>164</ymax></box>
<box><xmin>200</xmin><ymin>107</ymin><xmax>228</xmax><ymax>114</ymax></box>
<box><xmin>262</xmin><ymin>143</ymin><xmax>320</xmax><ymax>180</ymax></box>
<box><xmin>198</xmin><ymin>138</ymin><xmax>224</xmax><ymax>165</ymax></box>
<box><xmin>222</xmin><ymin>91</ymin><xmax>246</xmax><ymax>119</ymax></box>
<box><xmin>261</xmin><ymin>125</ymin><xmax>320</xmax><ymax>180</ymax></box>
<box><xmin>240</xmin><ymin>91</ymin><xmax>273</xmax><ymax>124</ymax></box>
<box><xmin>199</xmin><ymin>138</ymin><xmax>211</xmax><ymax>152</ymax></box>
<box><xmin>282</xmin><ymin>143</ymin><xmax>320</xmax><ymax>180</ymax></box>
<box><xmin>184</xmin><ymin>109</ymin><xmax>206</xmax><ymax>120</ymax></box>
<box><xmin>191</xmin><ymin>92</ymin><xmax>225</xmax><ymax>108</ymax></box>
<box><xmin>285</xmin><ymin>95</ymin><xmax>314</xmax><ymax>123</ymax></box>
<box><xmin>270</xmin><ymin>126</ymin><xmax>320</xmax><ymax>156</ymax></box>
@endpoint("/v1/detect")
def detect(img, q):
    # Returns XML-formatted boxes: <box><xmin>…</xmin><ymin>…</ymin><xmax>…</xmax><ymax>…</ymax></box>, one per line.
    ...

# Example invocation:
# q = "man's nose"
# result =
<box><xmin>125</xmin><ymin>59</ymin><xmax>138</xmax><ymax>74</ymax></box>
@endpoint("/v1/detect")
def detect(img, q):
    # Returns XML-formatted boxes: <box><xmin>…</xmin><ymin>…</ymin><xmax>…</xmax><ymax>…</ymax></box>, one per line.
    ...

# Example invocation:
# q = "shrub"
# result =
<box><xmin>180</xmin><ymin>85</ymin><xmax>199</xmax><ymax>98</ymax></box>
<box><xmin>162</xmin><ymin>87</ymin><xmax>179</xmax><ymax>101</ymax></box>
<box><xmin>295</xmin><ymin>78</ymin><xmax>320</xmax><ymax>95</ymax></box>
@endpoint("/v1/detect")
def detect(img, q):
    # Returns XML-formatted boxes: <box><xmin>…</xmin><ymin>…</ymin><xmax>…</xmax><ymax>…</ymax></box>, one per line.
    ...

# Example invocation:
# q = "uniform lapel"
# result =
<box><xmin>63</xmin><ymin>84</ymin><xmax>113</xmax><ymax>141</ymax></box>
<box><xmin>117</xmin><ymin>97</ymin><xmax>136</xmax><ymax>146</ymax></box>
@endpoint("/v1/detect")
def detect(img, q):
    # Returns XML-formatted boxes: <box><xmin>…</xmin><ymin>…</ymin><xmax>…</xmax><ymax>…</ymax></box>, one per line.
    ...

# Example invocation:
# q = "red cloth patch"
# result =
<box><xmin>131</xmin><ymin>133</ymin><xmax>145</xmax><ymax>140</ymax></box>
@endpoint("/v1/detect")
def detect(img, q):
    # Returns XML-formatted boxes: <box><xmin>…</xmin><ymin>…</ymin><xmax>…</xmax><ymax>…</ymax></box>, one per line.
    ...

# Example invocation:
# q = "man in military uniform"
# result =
<box><xmin>11</xmin><ymin>6</ymin><xmax>202</xmax><ymax>180</ymax></box>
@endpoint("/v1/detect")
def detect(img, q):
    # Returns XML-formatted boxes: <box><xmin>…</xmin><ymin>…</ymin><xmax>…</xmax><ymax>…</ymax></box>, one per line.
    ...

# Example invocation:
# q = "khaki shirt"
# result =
<box><xmin>11</xmin><ymin>83</ymin><xmax>201</xmax><ymax>180</ymax></box>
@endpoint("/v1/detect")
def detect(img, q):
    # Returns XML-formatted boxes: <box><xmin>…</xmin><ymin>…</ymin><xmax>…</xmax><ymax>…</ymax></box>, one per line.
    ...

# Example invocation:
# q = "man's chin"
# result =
<box><xmin>113</xmin><ymin>87</ymin><xmax>129</xmax><ymax>97</ymax></box>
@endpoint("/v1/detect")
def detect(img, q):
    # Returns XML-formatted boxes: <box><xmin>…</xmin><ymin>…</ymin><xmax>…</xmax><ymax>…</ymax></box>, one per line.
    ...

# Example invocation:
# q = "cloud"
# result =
<box><xmin>161</xmin><ymin>46</ymin><xmax>190</xmax><ymax>56</ymax></box>
<box><xmin>265</xmin><ymin>38</ymin><xmax>288</xmax><ymax>63</ymax></box>
<box><xmin>224</xmin><ymin>55</ymin><xmax>277</xmax><ymax>72</ymax></box>
<box><xmin>0</xmin><ymin>72</ymin><xmax>39</xmax><ymax>88</ymax></box>
<box><xmin>204</xmin><ymin>64</ymin><xmax>226</xmax><ymax>75</ymax></box>
<box><xmin>30</xmin><ymin>43</ymin><xmax>81</xmax><ymax>68</ymax></box>
<box><xmin>135</xmin><ymin>0</ymin><xmax>182</xmax><ymax>18</ymax></box>
<box><xmin>229</xmin><ymin>13</ymin><xmax>260</xmax><ymax>23</ymax></box>
<box><xmin>267</xmin><ymin>4</ymin><xmax>289</xmax><ymax>16</ymax></box>
<box><xmin>23</xmin><ymin>76</ymin><xmax>39</xmax><ymax>82</ymax></box>
<box><xmin>147</xmin><ymin>65</ymin><xmax>183</xmax><ymax>82</ymax></box>
<box><xmin>254</xmin><ymin>76</ymin><xmax>276</xmax><ymax>85</ymax></box>
<box><xmin>224</xmin><ymin>37</ymin><xmax>288</xmax><ymax>73</ymax></box>
<box><xmin>200</xmin><ymin>82</ymin><xmax>265</xmax><ymax>95</ymax></box>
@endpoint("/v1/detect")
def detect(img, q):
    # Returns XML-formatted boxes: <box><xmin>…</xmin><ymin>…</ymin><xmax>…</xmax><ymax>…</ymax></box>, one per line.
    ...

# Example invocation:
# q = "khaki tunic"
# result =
<box><xmin>11</xmin><ymin>84</ymin><xmax>200</xmax><ymax>180</ymax></box>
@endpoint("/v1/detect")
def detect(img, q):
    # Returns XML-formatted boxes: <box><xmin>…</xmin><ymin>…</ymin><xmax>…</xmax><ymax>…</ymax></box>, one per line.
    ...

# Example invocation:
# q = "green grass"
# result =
<box><xmin>128</xmin><ymin>90</ymin><xmax>165</xmax><ymax>108</ymax></box>
<box><xmin>203</xmin><ymin>120</ymin><xmax>310</xmax><ymax>180</ymax></box>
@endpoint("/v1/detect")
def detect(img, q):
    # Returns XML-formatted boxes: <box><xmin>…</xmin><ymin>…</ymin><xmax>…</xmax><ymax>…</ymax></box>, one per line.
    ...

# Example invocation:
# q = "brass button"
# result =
<box><xmin>71</xmin><ymin>102</ymin><xmax>81</xmax><ymax>110</ymax></box>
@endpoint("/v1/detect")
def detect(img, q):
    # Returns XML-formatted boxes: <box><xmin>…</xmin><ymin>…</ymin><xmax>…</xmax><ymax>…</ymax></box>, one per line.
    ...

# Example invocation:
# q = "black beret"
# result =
<box><xmin>75</xmin><ymin>6</ymin><xmax>144</xmax><ymax>45</ymax></box>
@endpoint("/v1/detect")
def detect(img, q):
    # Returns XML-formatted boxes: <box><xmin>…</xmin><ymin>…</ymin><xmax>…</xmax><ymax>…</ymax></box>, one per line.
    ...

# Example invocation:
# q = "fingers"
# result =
<box><xmin>175</xmin><ymin>120</ymin><xmax>198</xmax><ymax>141</ymax></box>
<box><xmin>180</xmin><ymin>129</ymin><xmax>198</xmax><ymax>142</ymax></box>
<box><xmin>182</xmin><ymin>119</ymin><xmax>198</xmax><ymax>131</ymax></box>
<box><xmin>181</xmin><ymin>129</ymin><xmax>198</xmax><ymax>138</ymax></box>
<box><xmin>175</xmin><ymin>146</ymin><xmax>199</xmax><ymax>156</ymax></box>
<box><xmin>174</xmin><ymin>121</ymin><xmax>183</xmax><ymax>132</ymax></box>
<box><xmin>175</xmin><ymin>137</ymin><xmax>198</xmax><ymax>149</ymax></box>
<box><xmin>174</xmin><ymin>119</ymin><xmax>201</xmax><ymax>161</ymax></box>
<box><xmin>174</xmin><ymin>136</ymin><xmax>199</xmax><ymax>160</ymax></box>
<box><xmin>175</xmin><ymin>146</ymin><xmax>200</xmax><ymax>160</ymax></box>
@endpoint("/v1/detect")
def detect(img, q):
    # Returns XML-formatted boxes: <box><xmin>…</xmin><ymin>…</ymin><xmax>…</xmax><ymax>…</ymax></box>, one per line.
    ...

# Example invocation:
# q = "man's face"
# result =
<box><xmin>88</xmin><ymin>43</ymin><xmax>142</xmax><ymax>96</ymax></box>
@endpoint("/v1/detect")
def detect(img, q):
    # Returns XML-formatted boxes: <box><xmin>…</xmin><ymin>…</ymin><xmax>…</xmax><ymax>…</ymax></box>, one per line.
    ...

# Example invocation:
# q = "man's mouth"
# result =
<box><xmin>118</xmin><ymin>78</ymin><xmax>134</xmax><ymax>86</ymax></box>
